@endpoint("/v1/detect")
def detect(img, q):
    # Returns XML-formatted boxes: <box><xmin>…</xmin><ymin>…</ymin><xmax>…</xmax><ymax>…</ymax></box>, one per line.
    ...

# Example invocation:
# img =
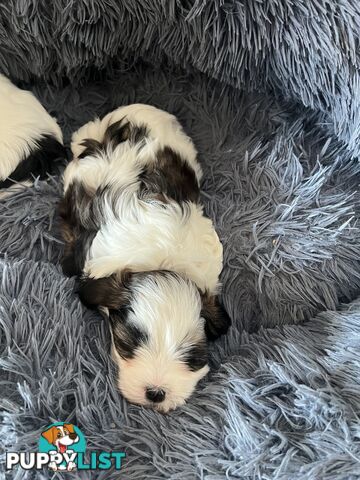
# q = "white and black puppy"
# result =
<box><xmin>60</xmin><ymin>104</ymin><xmax>230</xmax><ymax>412</ymax></box>
<box><xmin>0</xmin><ymin>74</ymin><xmax>66</xmax><ymax>196</ymax></box>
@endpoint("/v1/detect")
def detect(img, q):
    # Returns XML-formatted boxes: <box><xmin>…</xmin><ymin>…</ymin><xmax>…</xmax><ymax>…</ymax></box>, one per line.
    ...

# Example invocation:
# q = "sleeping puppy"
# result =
<box><xmin>0</xmin><ymin>74</ymin><xmax>66</xmax><ymax>196</ymax></box>
<box><xmin>60</xmin><ymin>104</ymin><xmax>230</xmax><ymax>412</ymax></box>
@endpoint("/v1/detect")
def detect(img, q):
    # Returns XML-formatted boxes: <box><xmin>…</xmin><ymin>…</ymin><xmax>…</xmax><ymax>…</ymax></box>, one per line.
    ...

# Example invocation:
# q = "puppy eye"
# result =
<box><xmin>57</xmin><ymin>432</ymin><xmax>62</xmax><ymax>438</ymax></box>
<box><xmin>182</xmin><ymin>343</ymin><xmax>208</xmax><ymax>372</ymax></box>
<box><xmin>113</xmin><ymin>328</ymin><xmax>148</xmax><ymax>360</ymax></box>
<box><xmin>110</xmin><ymin>314</ymin><xmax>148</xmax><ymax>360</ymax></box>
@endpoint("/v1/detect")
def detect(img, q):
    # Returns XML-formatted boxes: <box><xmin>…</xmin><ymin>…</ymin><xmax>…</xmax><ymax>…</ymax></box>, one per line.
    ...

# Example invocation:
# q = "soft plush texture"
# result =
<box><xmin>1</xmin><ymin>2</ymin><xmax>360</xmax><ymax>479</ymax></box>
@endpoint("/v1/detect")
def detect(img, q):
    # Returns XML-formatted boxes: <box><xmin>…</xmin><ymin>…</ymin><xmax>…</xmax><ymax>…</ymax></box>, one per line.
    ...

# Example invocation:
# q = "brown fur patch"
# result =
<box><xmin>78</xmin><ymin>119</ymin><xmax>147</xmax><ymax>159</ymax></box>
<box><xmin>103</xmin><ymin>119</ymin><xmax>131</xmax><ymax>146</ymax></box>
<box><xmin>78</xmin><ymin>270</ymin><xmax>134</xmax><ymax>310</ymax></box>
<box><xmin>200</xmin><ymin>291</ymin><xmax>231</xmax><ymax>340</ymax></box>
<box><xmin>58</xmin><ymin>181</ymin><xmax>98</xmax><ymax>277</ymax></box>
<box><xmin>78</xmin><ymin>138</ymin><xmax>103</xmax><ymax>159</ymax></box>
<box><xmin>140</xmin><ymin>146</ymin><xmax>200</xmax><ymax>203</ymax></box>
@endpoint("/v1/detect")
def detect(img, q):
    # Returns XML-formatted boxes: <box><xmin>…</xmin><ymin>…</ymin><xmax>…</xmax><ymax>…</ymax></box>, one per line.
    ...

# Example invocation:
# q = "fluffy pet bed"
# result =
<box><xmin>1</xmin><ymin>2</ymin><xmax>360</xmax><ymax>478</ymax></box>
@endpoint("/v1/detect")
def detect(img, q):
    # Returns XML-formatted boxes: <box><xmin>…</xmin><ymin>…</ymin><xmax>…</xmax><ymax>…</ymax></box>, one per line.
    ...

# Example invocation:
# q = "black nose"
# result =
<box><xmin>69</xmin><ymin>433</ymin><xmax>77</xmax><ymax>440</ymax></box>
<box><xmin>145</xmin><ymin>387</ymin><xmax>166</xmax><ymax>403</ymax></box>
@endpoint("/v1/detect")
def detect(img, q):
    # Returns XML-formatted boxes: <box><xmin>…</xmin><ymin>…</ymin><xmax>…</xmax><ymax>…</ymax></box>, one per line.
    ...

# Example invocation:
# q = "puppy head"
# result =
<box><xmin>79</xmin><ymin>270</ymin><xmax>230</xmax><ymax>413</ymax></box>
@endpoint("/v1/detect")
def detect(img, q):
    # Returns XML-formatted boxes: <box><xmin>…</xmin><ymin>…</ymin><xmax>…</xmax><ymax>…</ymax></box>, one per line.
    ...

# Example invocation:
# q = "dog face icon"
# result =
<box><xmin>42</xmin><ymin>424</ymin><xmax>79</xmax><ymax>453</ymax></box>
<box><xmin>41</xmin><ymin>424</ymin><xmax>79</xmax><ymax>471</ymax></box>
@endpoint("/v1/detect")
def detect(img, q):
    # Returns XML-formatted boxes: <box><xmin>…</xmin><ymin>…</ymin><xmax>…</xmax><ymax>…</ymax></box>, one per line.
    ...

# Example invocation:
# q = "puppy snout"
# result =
<box><xmin>145</xmin><ymin>387</ymin><xmax>166</xmax><ymax>403</ymax></box>
<box><xmin>69</xmin><ymin>433</ymin><xmax>77</xmax><ymax>440</ymax></box>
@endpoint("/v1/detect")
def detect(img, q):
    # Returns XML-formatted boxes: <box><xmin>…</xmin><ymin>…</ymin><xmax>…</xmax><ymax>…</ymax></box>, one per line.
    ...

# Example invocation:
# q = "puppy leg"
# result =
<box><xmin>59</xmin><ymin>186</ymin><xmax>100</xmax><ymax>277</ymax></box>
<box><xmin>59</xmin><ymin>211</ymin><xmax>78</xmax><ymax>277</ymax></box>
<box><xmin>200</xmin><ymin>292</ymin><xmax>231</xmax><ymax>341</ymax></box>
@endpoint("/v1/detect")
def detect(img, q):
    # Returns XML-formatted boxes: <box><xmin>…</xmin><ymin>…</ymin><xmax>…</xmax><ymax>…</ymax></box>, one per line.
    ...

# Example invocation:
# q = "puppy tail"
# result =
<box><xmin>0</xmin><ymin>134</ymin><xmax>67</xmax><ymax>189</ymax></box>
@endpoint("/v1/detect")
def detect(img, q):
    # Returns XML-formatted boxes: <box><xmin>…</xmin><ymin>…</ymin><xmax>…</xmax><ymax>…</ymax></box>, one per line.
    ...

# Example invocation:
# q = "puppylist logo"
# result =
<box><xmin>6</xmin><ymin>422</ymin><xmax>125</xmax><ymax>472</ymax></box>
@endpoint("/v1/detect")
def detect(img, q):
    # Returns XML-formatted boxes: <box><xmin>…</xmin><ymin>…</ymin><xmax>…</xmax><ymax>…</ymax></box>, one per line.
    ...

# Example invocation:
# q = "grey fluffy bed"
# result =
<box><xmin>1</xmin><ymin>1</ymin><xmax>360</xmax><ymax>479</ymax></box>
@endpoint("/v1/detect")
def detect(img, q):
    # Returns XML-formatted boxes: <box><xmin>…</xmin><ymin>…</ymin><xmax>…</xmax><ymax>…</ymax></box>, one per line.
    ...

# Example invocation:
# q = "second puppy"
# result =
<box><xmin>60</xmin><ymin>104</ymin><xmax>230</xmax><ymax>412</ymax></box>
<box><xmin>0</xmin><ymin>74</ymin><xmax>66</xmax><ymax>196</ymax></box>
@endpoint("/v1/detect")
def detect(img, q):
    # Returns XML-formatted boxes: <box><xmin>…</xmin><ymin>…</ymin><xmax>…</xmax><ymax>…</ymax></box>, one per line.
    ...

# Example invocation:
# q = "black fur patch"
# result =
<box><xmin>78</xmin><ymin>119</ymin><xmax>148</xmax><ymax>159</ymax></box>
<box><xmin>78</xmin><ymin>139</ymin><xmax>103</xmax><ymax>159</ymax></box>
<box><xmin>77</xmin><ymin>271</ymin><xmax>133</xmax><ymax>309</ymax></box>
<box><xmin>200</xmin><ymin>293</ymin><xmax>231</xmax><ymax>341</ymax></box>
<box><xmin>183</xmin><ymin>342</ymin><xmax>208</xmax><ymax>371</ymax></box>
<box><xmin>61</xmin><ymin>229</ymin><xmax>97</xmax><ymax>277</ymax></box>
<box><xmin>78</xmin><ymin>271</ymin><xmax>148</xmax><ymax>359</ymax></box>
<box><xmin>0</xmin><ymin>134</ymin><xmax>67</xmax><ymax>188</ymax></box>
<box><xmin>110</xmin><ymin>310</ymin><xmax>149</xmax><ymax>359</ymax></box>
<box><xmin>103</xmin><ymin>120</ymin><xmax>131</xmax><ymax>146</ymax></box>
<box><xmin>140</xmin><ymin>147</ymin><xmax>199</xmax><ymax>203</ymax></box>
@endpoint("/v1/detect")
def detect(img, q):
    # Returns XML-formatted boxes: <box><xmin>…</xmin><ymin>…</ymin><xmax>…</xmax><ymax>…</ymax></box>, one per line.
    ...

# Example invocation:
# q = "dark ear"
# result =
<box><xmin>78</xmin><ymin>271</ymin><xmax>133</xmax><ymax>309</ymax></box>
<box><xmin>200</xmin><ymin>292</ymin><xmax>231</xmax><ymax>341</ymax></box>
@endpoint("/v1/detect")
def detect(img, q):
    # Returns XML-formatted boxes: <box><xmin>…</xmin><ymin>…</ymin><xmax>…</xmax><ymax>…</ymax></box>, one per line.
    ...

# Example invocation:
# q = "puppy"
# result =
<box><xmin>41</xmin><ymin>424</ymin><xmax>78</xmax><ymax>471</ymax></box>
<box><xmin>0</xmin><ymin>74</ymin><xmax>66</xmax><ymax>196</ymax></box>
<box><xmin>60</xmin><ymin>104</ymin><xmax>230</xmax><ymax>412</ymax></box>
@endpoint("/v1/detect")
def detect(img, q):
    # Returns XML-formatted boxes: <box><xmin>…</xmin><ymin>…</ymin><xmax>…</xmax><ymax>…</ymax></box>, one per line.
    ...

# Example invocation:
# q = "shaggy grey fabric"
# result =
<box><xmin>1</xmin><ymin>2</ymin><xmax>360</xmax><ymax>479</ymax></box>
<box><xmin>1</xmin><ymin>1</ymin><xmax>360</xmax><ymax>155</ymax></box>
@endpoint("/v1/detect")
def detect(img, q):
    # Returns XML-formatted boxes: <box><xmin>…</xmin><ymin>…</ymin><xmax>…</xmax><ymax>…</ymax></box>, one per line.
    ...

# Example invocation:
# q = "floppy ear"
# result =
<box><xmin>41</xmin><ymin>426</ymin><xmax>57</xmax><ymax>445</ymax></box>
<box><xmin>64</xmin><ymin>423</ymin><xmax>75</xmax><ymax>434</ymax></box>
<box><xmin>78</xmin><ymin>271</ymin><xmax>133</xmax><ymax>309</ymax></box>
<box><xmin>200</xmin><ymin>292</ymin><xmax>231</xmax><ymax>341</ymax></box>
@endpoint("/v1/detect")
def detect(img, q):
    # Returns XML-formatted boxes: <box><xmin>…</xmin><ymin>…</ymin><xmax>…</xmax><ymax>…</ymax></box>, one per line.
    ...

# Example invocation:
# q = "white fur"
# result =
<box><xmin>0</xmin><ymin>74</ymin><xmax>63</xmax><ymax>181</ymax></box>
<box><xmin>110</xmin><ymin>274</ymin><xmax>209</xmax><ymax>413</ymax></box>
